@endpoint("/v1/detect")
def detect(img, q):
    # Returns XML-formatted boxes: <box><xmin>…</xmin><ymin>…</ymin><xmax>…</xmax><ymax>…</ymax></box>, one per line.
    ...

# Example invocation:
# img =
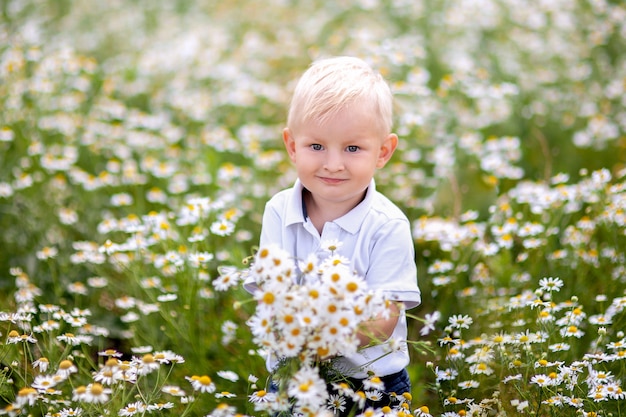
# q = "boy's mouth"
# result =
<box><xmin>318</xmin><ymin>176</ymin><xmax>347</xmax><ymax>184</ymax></box>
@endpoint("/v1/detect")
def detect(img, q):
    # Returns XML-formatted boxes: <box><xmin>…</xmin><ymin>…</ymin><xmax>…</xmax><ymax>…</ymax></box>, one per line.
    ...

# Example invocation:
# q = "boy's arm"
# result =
<box><xmin>356</xmin><ymin>302</ymin><xmax>401</xmax><ymax>347</ymax></box>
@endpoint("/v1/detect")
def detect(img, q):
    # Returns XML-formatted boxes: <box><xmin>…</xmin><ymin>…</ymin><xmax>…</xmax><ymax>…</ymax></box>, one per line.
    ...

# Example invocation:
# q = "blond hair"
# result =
<box><xmin>287</xmin><ymin>56</ymin><xmax>393</xmax><ymax>134</ymax></box>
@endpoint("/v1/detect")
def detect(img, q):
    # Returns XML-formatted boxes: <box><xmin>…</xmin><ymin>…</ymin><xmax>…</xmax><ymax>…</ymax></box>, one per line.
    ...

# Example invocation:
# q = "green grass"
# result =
<box><xmin>1</xmin><ymin>1</ymin><xmax>625</xmax><ymax>416</ymax></box>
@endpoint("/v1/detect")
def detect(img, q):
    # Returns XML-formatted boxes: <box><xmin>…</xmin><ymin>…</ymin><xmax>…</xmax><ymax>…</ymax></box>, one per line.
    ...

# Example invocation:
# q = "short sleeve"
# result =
<box><xmin>259</xmin><ymin>200</ymin><xmax>283</xmax><ymax>248</ymax></box>
<box><xmin>243</xmin><ymin>200</ymin><xmax>284</xmax><ymax>294</ymax></box>
<box><xmin>365</xmin><ymin>218</ymin><xmax>421</xmax><ymax>309</ymax></box>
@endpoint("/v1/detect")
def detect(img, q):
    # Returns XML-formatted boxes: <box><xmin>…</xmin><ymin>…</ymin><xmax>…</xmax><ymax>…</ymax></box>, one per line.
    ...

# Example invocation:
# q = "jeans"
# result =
<box><xmin>268</xmin><ymin>368</ymin><xmax>411</xmax><ymax>417</ymax></box>
<box><xmin>343</xmin><ymin>368</ymin><xmax>411</xmax><ymax>415</ymax></box>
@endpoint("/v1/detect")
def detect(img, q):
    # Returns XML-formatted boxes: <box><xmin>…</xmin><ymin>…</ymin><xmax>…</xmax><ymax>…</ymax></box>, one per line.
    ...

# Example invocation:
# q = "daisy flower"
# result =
<box><xmin>187</xmin><ymin>251</ymin><xmax>214</xmax><ymax>267</ymax></box>
<box><xmin>36</xmin><ymin>246</ymin><xmax>58</xmax><ymax>260</ymax></box>
<box><xmin>56</xmin><ymin>360</ymin><xmax>78</xmax><ymax>378</ymax></box>
<box><xmin>217</xmin><ymin>370</ymin><xmax>239</xmax><ymax>382</ymax></box>
<box><xmin>549</xmin><ymin>342</ymin><xmax>571</xmax><ymax>352</ymax></box>
<box><xmin>6</xmin><ymin>330</ymin><xmax>37</xmax><ymax>344</ymax></box>
<box><xmin>67</xmin><ymin>282</ymin><xmax>88</xmax><ymax>295</ymax></box>
<box><xmin>118</xmin><ymin>401</ymin><xmax>147</xmax><ymax>416</ymax></box>
<box><xmin>147</xmin><ymin>402</ymin><xmax>174</xmax><ymax>411</ymax></box>
<box><xmin>420</xmin><ymin>311</ymin><xmax>441</xmax><ymax>336</ymax></box>
<box><xmin>365</xmin><ymin>390</ymin><xmax>385</xmax><ymax>402</ymax></box>
<box><xmin>62</xmin><ymin>315</ymin><xmax>87</xmax><ymax>327</ymax></box>
<box><xmin>560</xmin><ymin>325</ymin><xmax>584</xmax><ymax>338</ymax></box>
<box><xmin>213</xmin><ymin>266</ymin><xmax>241</xmax><ymax>291</ymax></box>
<box><xmin>275</xmin><ymin>329</ymin><xmax>306</xmax><ymax>357</ymax></box>
<box><xmin>414</xmin><ymin>405</ymin><xmax>433</xmax><ymax>417</ymax></box>
<box><xmin>161</xmin><ymin>385</ymin><xmax>186</xmax><ymax>397</ymax></box>
<box><xmin>562</xmin><ymin>396</ymin><xmax>585</xmax><ymax>408</ymax></box>
<box><xmin>249</xmin><ymin>389</ymin><xmax>276</xmax><ymax>404</ymax></box>
<box><xmin>115</xmin><ymin>296</ymin><xmax>137</xmax><ymax>309</ymax></box>
<box><xmin>458</xmin><ymin>380</ymin><xmax>480</xmax><ymax>389</ymax></box>
<box><xmin>57</xmin><ymin>333</ymin><xmax>93</xmax><ymax>346</ymax></box>
<box><xmin>186</xmin><ymin>375</ymin><xmax>216</xmax><ymax>393</ymax></box>
<box><xmin>435</xmin><ymin>367</ymin><xmax>458</xmax><ymax>382</ymax></box>
<box><xmin>363</xmin><ymin>376</ymin><xmax>385</xmax><ymax>391</ymax></box>
<box><xmin>298</xmin><ymin>253</ymin><xmax>319</xmax><ymax>278</ymax></box>
<box><xmin>93</xmin><ymin>359</ymin><xmax>124</xmax><ymax>385</ymax></box>
<box><xmin>503</xmin><ymin>374</ymin><xmax>522</xmax><ymax>383</ymax></box>
<box><xmin>428</xmin><ymin>260</ymin><xmax>454</xmax><ymax>274</ymax></box>
<box><xmin>287</xmin><ymin>366</ymin><xmax>328</xmax><ymax>408</ymax></box>
<box><xmin>351</xmin><ymin>390</ymin><xmax>367</xmax><ymax>410</ymax></box>
<box><xmin>327</xmin><ymin>393</ymin><xmax>346</xmax><ymax>414</ymax></box>
<box><xmin>58</xmin><ymin>407</ymin><xmax>83</xmax><ymax>417</ymax></box>
<box><xmin>72</xmin><ymin>383</ymin><xmax>111</xmax><ymax>403</ymax></box>
<box><xmin>331</xmin><ymin>382</ymin><xmax>355</xmax><ymax>398</ymax></box>
<box><xmin>210</xmin><ymin>219</ymin><xmax>235</xmax><ymax>236</ymax></box>
<box><xmin>557</xmin><ymin>307</ymin><xmax>587</xmax><ymax>325</ymax></box>
<box><xmin>469</xmin><ymin>362</ymin><xmax>493</xmax><ymax>376</ymax></box>
<box><xmin>32</xmin><ymin>375</ymin><xmax>60</xmax><ymax>392</ymax></box>
<box><xmin>539</xmin><ymin>277</ymin><xmax>564</xmax><ymax>292</ymax></box>
<box><xmin>132</xmin><ymin>354</ymin><xmax>161</xmax><ymax>375</ymax></box>
<box><xmin>322</xmin><ymin>253</ymin><xmax>350</xmax><ymax>268</ymax></box>
<box><xmin>321</xmin><ymin>239</ymin><xmax>343</xmax><ymax>253</ymax></box>
<box><xmin>15</xmin><ymin>387</ymin><xmax>39</xmax><ymax>407</ymax></box>
<box><xmin>205</xmin><ymin>403</ymin><xmax>237</xmax><ymax>416</ymax></box>
<box><xmin>588</xmin><ymin>313</ymin><xmax>612</xmax><ymax>325</ymax></box>
<box><xmin>32</xmin><ymin>357</ymin><xmax>50</xmax><ymax>372</ymax></box>
<box><xmin>215</xmin><ymin>391</ymin><xmax>236</xmax><ymax>398</ymax></box>
<box><xmin>530</xmin><ymin>374</ymin><xmax>559</xmax><ymax>387</ymax></box>
<box><xmin>153</xmin><ymin>350</ymin><xmax>184</xmax><ymax>364</ymax></box>
<box><xmin>448</xmin><ymin>314</ymin><xmax>473</xmax><ymax>329</ymax></box>
<box><xmin>98</xmin><ymin>349</ymin><xmax>123</xmax><ymax>358</ymax></box>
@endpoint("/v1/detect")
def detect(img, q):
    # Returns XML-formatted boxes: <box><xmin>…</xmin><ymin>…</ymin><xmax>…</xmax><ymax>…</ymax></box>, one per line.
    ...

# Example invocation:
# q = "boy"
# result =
<box><xmin>256</xmin><ymin>56</ymin><xmax>421</xmax><ymax>413</ymax></box>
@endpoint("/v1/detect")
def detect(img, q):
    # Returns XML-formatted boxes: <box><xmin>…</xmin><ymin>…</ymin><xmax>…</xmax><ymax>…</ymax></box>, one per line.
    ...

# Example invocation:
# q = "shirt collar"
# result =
<box><xmin>285</xmin><ymin>178</ymin><xmax>376</xmax><ymax>234</ymax></box>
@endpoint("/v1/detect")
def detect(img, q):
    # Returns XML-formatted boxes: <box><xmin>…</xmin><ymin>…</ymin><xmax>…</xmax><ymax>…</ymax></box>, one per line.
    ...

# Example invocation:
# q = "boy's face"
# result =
<box><xmin>283</xmin><ymin>102</ymin><xmax>397</xmax><ymax>214</ymax></box>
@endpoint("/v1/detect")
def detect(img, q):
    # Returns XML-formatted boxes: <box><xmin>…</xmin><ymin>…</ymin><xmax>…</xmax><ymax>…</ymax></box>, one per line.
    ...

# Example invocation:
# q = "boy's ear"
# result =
<box><xmin>283</xmin><ymin>128</ymin><xmax>297</xmax><ymax>163</ymax></box>
<box><xmin>376</xmin><ymin>133</ymin><xmax>398</xmax><ymax>168</ymax></box>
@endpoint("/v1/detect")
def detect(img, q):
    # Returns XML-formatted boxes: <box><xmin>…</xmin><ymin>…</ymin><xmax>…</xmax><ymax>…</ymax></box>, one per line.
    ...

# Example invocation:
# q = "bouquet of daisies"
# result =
<box><xmin>234</xmin><ymin>243</ymin><xmax>394</xmax><ymax>416</ymax></box>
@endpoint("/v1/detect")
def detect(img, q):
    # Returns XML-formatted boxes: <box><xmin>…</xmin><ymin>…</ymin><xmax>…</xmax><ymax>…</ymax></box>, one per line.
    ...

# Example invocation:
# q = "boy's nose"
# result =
<box><xmin>324</xmin><ymin>151</ymin><xmax>345</xmax><ymax>172</ymax></box>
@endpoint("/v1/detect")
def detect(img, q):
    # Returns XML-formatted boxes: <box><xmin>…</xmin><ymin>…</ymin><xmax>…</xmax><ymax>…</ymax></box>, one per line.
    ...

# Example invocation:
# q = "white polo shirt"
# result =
<box><xmin>251</xmin><ymin>179</ymin><xmax>421</xmax><ymax>379</ymax></box>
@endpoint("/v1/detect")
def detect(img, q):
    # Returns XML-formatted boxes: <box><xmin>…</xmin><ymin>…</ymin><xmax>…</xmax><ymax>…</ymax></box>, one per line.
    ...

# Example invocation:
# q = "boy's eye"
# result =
<box><xmin>346</xmin><ymin>145</ymin><xmax>359</xmax><ymax>152</ymax></box>
<box><xmin>310</xmin><ymin>144</ymin><xmax>323</xmax><ymax>151</ymax></box>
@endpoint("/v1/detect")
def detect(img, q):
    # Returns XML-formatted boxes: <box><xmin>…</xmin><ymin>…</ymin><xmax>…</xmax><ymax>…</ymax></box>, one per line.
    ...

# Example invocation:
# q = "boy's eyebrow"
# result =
<box><xmin>299</xmin><ymin>136</ymin><xmax>373</xmax><ymax>144</ymax></box>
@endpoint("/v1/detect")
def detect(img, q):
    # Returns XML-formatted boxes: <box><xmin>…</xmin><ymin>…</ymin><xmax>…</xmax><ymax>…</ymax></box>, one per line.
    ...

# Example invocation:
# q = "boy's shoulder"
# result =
<box><xmin>263</xmin><ymin>183</ymin><xmax>303</xmax><ymax>223</ymax></box>
<box><xmin>266</xmin><ymin>184</ymin><xmax>297</xmax><ymax>206</ymax></box>
<box><xmin>369</xmin><ymin>189</ymin><xmax>409</xmax><ymax>222</ymax></box>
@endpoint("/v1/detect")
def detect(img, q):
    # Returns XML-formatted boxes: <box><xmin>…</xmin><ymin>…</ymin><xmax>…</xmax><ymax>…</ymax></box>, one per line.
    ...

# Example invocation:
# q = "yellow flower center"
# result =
<box><xmin>262</xmin><ymin>292</ymin><xmax>275</xmax><ymax>304</ymax></box>
<box><xmin>18</xmin><ymin>387</ymin><xmax>37</xmax><ymax>397</ymax></box>
<box><xmin>199</xmin><ymin>376</ymin><xmax>212</xmax><ymax>385</ymax></box>
<box><xmin>90</xmin><ymin>383</ymin><xmax>104</xmax><ymax>395</ymax></box>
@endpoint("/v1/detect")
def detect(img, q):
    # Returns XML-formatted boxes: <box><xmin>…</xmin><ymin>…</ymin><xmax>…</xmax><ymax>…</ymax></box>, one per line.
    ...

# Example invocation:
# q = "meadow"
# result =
<box><xmin>1</xmin><ymin>0</ymin><xmax>626</xmax><ymax>416</ymax></box>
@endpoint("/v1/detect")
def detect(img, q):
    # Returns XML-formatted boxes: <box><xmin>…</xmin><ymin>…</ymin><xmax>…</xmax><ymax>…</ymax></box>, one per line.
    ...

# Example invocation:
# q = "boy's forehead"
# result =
<box><xmin>298</xmin><ymin>99</ymin><xmax>378</xmax><ymax>124</ymax></box>
<box><xmin>292</xmin><ymin>111</ymin><xmax>389</xmax><ymax>140</ymax></box>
